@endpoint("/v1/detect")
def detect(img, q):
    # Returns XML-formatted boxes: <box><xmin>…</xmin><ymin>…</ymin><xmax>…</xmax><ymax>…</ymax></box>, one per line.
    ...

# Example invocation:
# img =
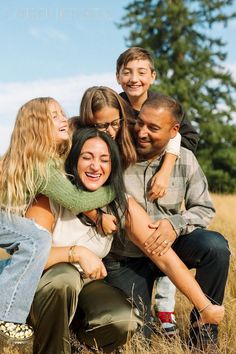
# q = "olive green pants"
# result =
<box><xmin>29</xmin><ymin>263</ymin><xmax>141</xmax><ymax>354</ymax></box>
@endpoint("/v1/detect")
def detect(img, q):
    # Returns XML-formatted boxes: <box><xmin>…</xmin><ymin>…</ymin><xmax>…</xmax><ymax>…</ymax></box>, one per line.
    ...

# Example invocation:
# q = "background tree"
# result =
<box><xmin>118</xmin><ymin>0</ymin><xmax>236</xmax><ymax>193</ymax></box>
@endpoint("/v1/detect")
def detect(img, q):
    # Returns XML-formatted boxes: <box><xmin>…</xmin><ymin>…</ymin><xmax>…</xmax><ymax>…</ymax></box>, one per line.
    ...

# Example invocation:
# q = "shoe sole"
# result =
<box><xmin>0</xmin><ymin>330</ymin><xmax>34</xmax><ymax>354</ymax></box>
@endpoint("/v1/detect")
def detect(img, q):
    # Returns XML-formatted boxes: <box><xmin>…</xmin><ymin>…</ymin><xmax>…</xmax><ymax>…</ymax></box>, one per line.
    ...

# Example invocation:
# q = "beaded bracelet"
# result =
<box><xmin>199</xmin><ymin>302</ymin><xmax>212</xmax><ymax>314</ymax></box>
<box><xmin>68</xmin><ymin>245</ymin><xmax>76</xmax><ymax>263</ymax></box>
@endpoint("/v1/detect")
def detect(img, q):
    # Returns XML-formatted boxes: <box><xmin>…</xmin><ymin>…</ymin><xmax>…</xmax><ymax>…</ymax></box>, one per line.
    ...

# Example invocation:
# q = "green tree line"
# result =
<box><xmin>118</xmin><ymin>0</ymin><xmax>236</xmax><ymax>193</ymax></box>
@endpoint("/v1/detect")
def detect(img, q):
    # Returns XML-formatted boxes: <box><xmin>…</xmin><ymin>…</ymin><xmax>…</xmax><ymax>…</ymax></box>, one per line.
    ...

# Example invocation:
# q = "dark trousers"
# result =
<box><xmin>104</xmin><ymin>229</ymin><xmax>230</xmax><ymax>337</ymax></box>
<box><xmin>29</xmin><ymin>263</ymin><xmax>141</xmax><ymax>354</ymax></box>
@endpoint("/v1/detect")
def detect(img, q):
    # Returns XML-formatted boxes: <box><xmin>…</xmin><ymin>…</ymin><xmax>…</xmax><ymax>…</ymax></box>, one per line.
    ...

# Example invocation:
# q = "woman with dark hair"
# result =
<box><xmin>26</xmin><ymin>127</ymin><xmax>140</xmax><ymax>354</ymax></box>
<box><xmin>65</xmin><ymin>127</ymin><xmax>127</xmax><ymax>228</ymax></box>
<box><xmin>27</xmin><ymin>127</ymin><xmax>224</xmax><ymax>354</ymax></box>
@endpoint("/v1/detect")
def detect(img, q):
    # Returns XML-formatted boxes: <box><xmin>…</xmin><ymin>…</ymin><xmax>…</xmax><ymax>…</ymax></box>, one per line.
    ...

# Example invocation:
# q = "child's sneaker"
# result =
<box><xmin>156</xmin><ymin>311</ymin><xmax>179</xmax><ymax>337</ymax></box>
<box><xmin>0</xmin><ymin>321</ymin><xmax>34</xmax><ymax>353</ymax></box>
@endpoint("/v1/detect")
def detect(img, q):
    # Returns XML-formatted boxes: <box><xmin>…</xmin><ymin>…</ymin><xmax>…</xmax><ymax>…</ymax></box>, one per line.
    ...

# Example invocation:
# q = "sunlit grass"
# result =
<box><xmin>1</xmin><ymin>194</ymin><xmax>235</xmax><ymax>353</ymax></box>
<box><xmin>71</xmin><ymin>194</ymin><xmax>236</xmax><ymax>354</ymax></box>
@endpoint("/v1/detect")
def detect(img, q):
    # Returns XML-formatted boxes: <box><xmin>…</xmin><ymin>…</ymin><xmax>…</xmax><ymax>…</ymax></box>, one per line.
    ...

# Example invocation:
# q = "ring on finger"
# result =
<box><xmin>163</xmin><ymin>240</ymin><xmax>168</xmax><ymax>245</ymax></box>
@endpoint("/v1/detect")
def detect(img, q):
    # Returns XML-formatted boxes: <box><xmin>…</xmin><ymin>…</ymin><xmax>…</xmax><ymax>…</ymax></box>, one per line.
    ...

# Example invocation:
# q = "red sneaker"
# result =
<box><xmin>156</xmin><ymin>311</ymin><xmax>179</xmax><ymax>337</ymax></box>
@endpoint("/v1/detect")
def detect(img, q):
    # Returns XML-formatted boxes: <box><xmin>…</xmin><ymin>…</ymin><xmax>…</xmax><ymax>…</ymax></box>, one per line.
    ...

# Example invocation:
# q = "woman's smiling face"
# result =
<box><xmin>77</xmin><ymin>137</ymin><xmax>111</xmax><ymax>191</ymax></box>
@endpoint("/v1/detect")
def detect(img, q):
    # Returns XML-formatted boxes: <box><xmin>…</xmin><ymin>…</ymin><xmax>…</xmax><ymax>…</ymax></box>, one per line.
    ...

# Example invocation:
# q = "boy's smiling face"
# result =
<box><xmin>116</xmin><ymin>59</ymin><xmax>156</xmax><ymax>103</ymax></box>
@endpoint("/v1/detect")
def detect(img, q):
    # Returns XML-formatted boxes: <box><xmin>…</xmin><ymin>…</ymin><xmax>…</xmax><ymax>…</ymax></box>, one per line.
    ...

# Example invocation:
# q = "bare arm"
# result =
<box><xmin>148</xmin><ymin>132</ymin><xmax>180</xmax><ymax>201</ymax></box>
<box><xmin>125</xmin><ymin>197</ymin><xmax>224</xmax><ymax>325</ymax></box>
<box><xmin>148</xmin><ymin>153</ymin><xmax>177</xmax><ymax>201</ymax></box>
<box><xmin>26</xmin><ymin>195</ymin><xmax>107</xmax><ymax>278</ymax></box>
<box><xmin>44</xmin><ymin>245</ymin><xmax>107</xmax><ymax>278</ymax></box>
<box><xmin>26</xmin><ymin>194</ymin><xmax>55</xmax><ymax>232</ymax></box>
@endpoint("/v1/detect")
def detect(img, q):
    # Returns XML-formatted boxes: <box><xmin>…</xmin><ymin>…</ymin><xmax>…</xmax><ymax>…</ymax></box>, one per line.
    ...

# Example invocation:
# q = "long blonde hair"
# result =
<box><xmin>0</xmin><ymin>97</ymin><xmax>71</xmax><ymax>215</ymax></box>
<box><xmin>79</xmin><ymin>86</ymin><xmax>137</xmax><ymax>169</ymax></box>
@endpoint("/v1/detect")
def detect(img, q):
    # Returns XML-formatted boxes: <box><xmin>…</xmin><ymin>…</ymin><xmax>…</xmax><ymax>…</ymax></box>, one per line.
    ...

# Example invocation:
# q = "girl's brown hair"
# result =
<box><xmin>78</xmin><ymin>86</ymin><xmax>137</xmax><ymax>169</ymax></box>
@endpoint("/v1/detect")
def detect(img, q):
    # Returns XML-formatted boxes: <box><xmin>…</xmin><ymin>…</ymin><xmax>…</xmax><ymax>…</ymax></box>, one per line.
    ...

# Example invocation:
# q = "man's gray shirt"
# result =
<box><xmin>111</xmin><ymin>147</ymin><xmax>215</xmax><ymax>257</ymax></box>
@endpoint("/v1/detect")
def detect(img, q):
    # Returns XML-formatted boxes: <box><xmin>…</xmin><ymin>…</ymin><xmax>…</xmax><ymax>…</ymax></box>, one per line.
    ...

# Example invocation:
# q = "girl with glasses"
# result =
<box><xmin>78</xmin><ymin>86</ymin><xmax>137</xmax><ymax>169</ymax></box>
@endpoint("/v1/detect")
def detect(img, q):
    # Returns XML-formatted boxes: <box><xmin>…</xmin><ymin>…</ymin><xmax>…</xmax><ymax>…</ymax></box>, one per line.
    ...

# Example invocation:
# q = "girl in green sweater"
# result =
<box><xmin>0</xmin><ymin>97</ymin><xmax>114</xmax><ymax>351</ymax></box>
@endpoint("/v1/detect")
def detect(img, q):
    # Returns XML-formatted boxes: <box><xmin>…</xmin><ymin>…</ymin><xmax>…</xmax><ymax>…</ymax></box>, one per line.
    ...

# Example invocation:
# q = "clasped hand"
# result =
<box><xmin>147</xmin><ymin>171</ymin><xmax>169</xmax><ymax>201</ymax></box>
<box><xmin>76</xmin><ymin>246</ymin><xmax>107</xmax><ymax>280</ymax></box>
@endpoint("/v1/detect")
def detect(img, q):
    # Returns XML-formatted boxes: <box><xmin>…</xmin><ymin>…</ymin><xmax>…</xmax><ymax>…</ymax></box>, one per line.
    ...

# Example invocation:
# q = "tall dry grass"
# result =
<box><xmin>71</xmin><ymin>194</ymin><xmax>236</xmax><ymax>354</ymax></box>
<box><xmin>1</xmin><ymin>194</ymin><xmax>235</xmax><ymax>353</ymax></box>
<box><xmin>125</xmin><ymin>193</ymin><xmax>236</xmax><ymax>354</ymax></box>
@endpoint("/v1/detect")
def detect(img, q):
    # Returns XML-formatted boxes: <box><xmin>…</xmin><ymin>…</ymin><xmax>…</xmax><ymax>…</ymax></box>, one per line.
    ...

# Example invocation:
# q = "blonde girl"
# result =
<box><xmin>0</xmin><ymin>97</ymin><xmax>114</xmax><ymax>348</ymax></box>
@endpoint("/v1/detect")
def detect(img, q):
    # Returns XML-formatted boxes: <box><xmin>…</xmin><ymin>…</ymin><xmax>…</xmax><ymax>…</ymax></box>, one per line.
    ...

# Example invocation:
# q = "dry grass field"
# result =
<box><xmin>1</xmin><ymin>194</ymin><xmax>235</xmax><ymax>353</ymax></box>
<box><xmin>121</xmin><ymin>193</ymin><xmax>236</xmax><ymax>354</ymax></box>
<box><xmin>73</xmin><ymin>194</ymin><xmax>236</xmax><ymax>354</ymax></box>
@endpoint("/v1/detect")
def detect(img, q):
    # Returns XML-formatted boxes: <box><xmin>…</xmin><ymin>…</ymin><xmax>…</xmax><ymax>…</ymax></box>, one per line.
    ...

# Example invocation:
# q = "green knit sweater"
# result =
<box><xmin>36</xmin><ymin>163</ymin><xmax>115</xmax><ymax>214</ymax></box>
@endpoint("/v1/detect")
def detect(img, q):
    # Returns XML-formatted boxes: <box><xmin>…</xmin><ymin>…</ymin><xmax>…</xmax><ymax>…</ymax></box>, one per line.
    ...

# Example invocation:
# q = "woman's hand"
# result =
<box><xmin>74</xmin><ymin>246</ymin><xmax>107</xmax><ymax>280</ymax></box>
<box><xmin>198</xmin><ymin>304</ymin><xmax>225</xmax><ymax>326</ymax></box>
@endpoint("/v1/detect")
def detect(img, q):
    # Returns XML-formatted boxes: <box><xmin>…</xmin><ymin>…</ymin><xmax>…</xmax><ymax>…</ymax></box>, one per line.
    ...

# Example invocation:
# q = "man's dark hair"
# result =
<box><xmin>142</xmin><ymin>93</ymin><xmax>184</xmax><ymax>123</ymax></box>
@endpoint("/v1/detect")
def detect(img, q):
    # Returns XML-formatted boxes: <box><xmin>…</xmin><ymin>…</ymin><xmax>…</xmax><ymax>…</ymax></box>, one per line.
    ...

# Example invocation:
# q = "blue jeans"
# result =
<box><xmin>104</xmin><ymin>229</ymin><xmax>230</xmax><ymax>337</ymax></box>
<box><xmin>0</xmin><ymin>211</ymin><xmax>51</xmax><ymax>323</ymax></box>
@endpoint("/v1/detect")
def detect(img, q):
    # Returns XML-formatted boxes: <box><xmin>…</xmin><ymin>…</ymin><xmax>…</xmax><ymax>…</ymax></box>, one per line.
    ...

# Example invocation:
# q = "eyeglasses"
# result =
<box><xmin>94</xmin><ymin>118</ymin><xmax>123</xmax><ymax>132</ymax></box>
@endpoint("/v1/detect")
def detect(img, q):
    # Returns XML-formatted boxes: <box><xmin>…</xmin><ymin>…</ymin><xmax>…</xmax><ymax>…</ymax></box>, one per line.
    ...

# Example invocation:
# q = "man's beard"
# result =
<box><xmin>136</xmin><ymin>145</ymin><xmax>158</xmax><ymax>160</ymax></box>
<box><xmin>136</xmin><ymin>142</ymin><xmax>165</xmax><ymax>161</ymax></box>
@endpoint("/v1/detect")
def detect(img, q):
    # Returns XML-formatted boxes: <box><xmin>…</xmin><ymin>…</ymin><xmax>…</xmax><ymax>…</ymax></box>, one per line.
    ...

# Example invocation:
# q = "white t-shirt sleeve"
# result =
<box><xmin>165</xmin><ymin>132</ymin><xmax>181</xmax><ymax>157</ymax></box>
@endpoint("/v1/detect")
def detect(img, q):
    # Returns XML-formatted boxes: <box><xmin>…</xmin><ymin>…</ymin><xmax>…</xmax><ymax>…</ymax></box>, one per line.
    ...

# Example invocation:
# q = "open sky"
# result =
<box><xmin>1</xmin><ymin>0</ymin><xmax>236</xmax><ymax>155</ymax></box>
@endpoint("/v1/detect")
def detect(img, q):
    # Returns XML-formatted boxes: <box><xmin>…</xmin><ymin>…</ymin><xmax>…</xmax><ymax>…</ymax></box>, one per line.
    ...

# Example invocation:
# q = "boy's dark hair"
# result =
<box><xmin>142</xmin><ymin>93</ymin><xmax>184</xmax><ymax>123</ymax></box>
<box><xmin>116</xmin><ymin>47</ymin><xmax>155</xmax><ymax>74</ymax></box>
